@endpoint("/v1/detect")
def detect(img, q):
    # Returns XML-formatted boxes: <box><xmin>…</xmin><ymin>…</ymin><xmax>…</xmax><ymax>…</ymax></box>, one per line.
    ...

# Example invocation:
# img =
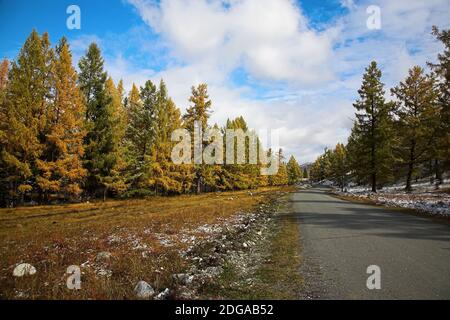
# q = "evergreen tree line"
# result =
<box><xmin>310</xmin><ymin>27</ymin><xmax>449</xmax><ymax>192</ymax></box>
<box><xmin>0</xmin><ymin>30</ymin><xmax>303</xmax><ymax>206</ymax></box>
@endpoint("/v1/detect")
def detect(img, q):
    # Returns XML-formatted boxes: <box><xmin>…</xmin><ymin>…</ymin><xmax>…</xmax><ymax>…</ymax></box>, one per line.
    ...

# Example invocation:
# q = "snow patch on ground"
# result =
<box><xmin>336</xmin><ymin>180</ymin><xmax>450</xmax><ymax>217</ymax></box>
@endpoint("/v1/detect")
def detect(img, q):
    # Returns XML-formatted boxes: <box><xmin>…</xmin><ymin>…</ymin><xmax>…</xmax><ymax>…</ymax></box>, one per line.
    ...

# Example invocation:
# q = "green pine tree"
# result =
<box><xmin>391</xmin><ymin>66</ymin><xmax>440</xmax><ymax>191</ymax></box>
<box><xmin>78</xmin><ymin>43</ymin><xmax>120</xmax><ymax>199</ymax></box>
<box><xmin>123</xmin><ymin>83</ymin><xmax>146</xmax><ymax>194</ymax></box>
<box><xmin>428</xmin><ymin>27</ymin><xmax>450</xmax><ymax>185</ymax></box>
<box><xmin>0</xmin><ymin>59</ymin><xmax>9</xmax><ymax>206</ymax></box>
<box><xmin>310</xmin><ymin>148</ymin><xmax>333</xmax><ymax>182</ymax></box>
<box><xmin>350</xmin><ymin>61</ymin><xmax>394</xmax><ymax>192</ymax></box>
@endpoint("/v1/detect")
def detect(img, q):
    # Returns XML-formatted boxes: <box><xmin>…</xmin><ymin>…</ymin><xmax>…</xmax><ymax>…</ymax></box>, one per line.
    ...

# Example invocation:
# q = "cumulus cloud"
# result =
<box><xmin>128</xmin><ymin>0</ymin><xmax>336</xmax><ymax>84</ymax></box>
<box><xmin>89</xmin><ymin>0</ymin><xmax>449</xmax><ymax>163</ymax></box>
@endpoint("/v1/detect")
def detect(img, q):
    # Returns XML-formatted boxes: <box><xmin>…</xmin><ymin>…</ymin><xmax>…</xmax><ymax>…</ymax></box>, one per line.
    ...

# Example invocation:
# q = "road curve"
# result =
<box><xmin>292</xmin><ymin>187</ymin><xmax>450</xmax><ymax>299</ymax></box>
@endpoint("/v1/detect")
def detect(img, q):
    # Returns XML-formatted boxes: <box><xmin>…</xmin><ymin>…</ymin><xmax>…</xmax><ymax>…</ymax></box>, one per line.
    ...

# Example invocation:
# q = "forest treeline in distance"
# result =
<box><xmin>310</xmin><ymin>27</ymin><xmax>449</xmax><ymax>193</ymax></box>
<box><xmin>0</xmin><ymin>30</ymin><xmax>304</xmax><ymax>207</ymax></box>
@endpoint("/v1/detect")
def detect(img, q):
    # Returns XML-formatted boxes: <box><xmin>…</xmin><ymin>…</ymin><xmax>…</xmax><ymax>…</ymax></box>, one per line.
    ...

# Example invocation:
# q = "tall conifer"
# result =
<box><xmin>36</xmin><ymin>38</ymin><xmax>86</xmax><ymax>200</ymax></box>
<box><xmin>351</xmin><ymin>61</ymin><xmax>394</xmax><ymax>192</ymax></box>
<box><xmin>1</xmin><ymin>30</ymin><xmax>52</xmax><ymax>204</ymax></box>
<box><xmin>78</xmin><ymin>43</ymin><xmax>119</xmax><ymax>199</ymax></box>
<box><xmin>391</xmin><ymin>66</ymin><xmax>439</xmax><ymax>191</ymax></box>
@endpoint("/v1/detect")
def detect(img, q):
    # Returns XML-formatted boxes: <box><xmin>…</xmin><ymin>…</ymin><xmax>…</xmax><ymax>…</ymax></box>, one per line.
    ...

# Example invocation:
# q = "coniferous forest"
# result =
<box><xmin>0</xmin><ymin>30</ymin><xmax>303</xmax><ymax>207</ymax></box>
<box><xmin>310</xmin><ymin>27</ymin><xmax>449</xmax><ymax>192</ymax></box>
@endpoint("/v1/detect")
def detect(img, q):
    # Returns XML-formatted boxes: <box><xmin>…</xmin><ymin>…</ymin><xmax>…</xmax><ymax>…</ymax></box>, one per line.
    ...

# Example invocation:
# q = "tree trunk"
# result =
<box><xmin>371</xmin><ymin>174</ymin><xmax>376</xmax><ymax>192</ymax></box>
<box><xmin>405</xmin><ymin>140</ymin><xmax>416</xmax><ymax>192</ymax></box>
<box><xmin>429</xmin><ymin>159</ymin><xmax>435</xmax><ymax>185</ymax></box>
<box><xmin>405</xmin><ymin>163</ymin><xmax>413</xmax><ymax>192</ymax></box>
<box><xmin>435</xmin><ymin>158</ymin><xmax>442</xmax><ymax>188</ymax></box>
<box><xmin>196</xmin><ymin>173</ymin><xmax>201</xmax><ymax>194</ymax></box>
<box><xmin>370</xmin><ymin>99</ymin><xmax>376</xmax><ymax>193</ymax></box>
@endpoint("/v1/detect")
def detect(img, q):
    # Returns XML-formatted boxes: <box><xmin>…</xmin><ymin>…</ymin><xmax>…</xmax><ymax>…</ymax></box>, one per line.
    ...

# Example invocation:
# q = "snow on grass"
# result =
<box><xmin>337</xmin><ymin>180</ymin><xmax>450</xmax><ymax>217</ymax></box>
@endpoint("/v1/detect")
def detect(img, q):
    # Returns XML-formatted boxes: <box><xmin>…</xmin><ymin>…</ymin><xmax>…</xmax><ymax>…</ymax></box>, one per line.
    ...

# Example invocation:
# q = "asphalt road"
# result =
<box><xmin>292</xmin><ymin>187</ymin><xmax>450</xmax><ymax>299</ymax></box>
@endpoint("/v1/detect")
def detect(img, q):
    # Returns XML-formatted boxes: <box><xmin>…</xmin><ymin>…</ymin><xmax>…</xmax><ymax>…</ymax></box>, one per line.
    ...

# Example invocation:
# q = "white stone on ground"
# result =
<box><xmin>134</xmin><ymin>281</ymin><xmax>155</xmax><ymax>299</ymax></box>
<box><xmin>13</xmin><ymin>263</ymin><xmax>36</xmax><ymax>277</ymax></box>
<box><xmin>154</xmin><ymin>288</ymin><xmax>170</xmax><ymax>300</ymax></box>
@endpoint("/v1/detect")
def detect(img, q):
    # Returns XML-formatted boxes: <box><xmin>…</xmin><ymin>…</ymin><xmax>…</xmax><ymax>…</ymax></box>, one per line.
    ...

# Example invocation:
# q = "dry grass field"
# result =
<box><xmin>0</xmin><ymin>187</ymin><xmax>293</xmax><ymax>299</ymax></box>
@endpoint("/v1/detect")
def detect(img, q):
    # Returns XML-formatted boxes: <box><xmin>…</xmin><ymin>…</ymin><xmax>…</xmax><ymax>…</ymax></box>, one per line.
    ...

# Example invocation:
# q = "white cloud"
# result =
<box><xmin>105</xmin><ymin>55</ymin><xmax>156</xmax><ymax>90</ymax></box>
<box><xmin>99</xmin><ymin>0</ymin><xmax>450</xmax><ymax>163</ymax></box>
<box><xmin>129</xmin><ymin>0</ymin><xmax>336</xmax><ymax>84</ymax></box>
<box><xmin>340</xmin><ymin>0</ymin><xmax>356</xmax><ymax>11</ymax></box>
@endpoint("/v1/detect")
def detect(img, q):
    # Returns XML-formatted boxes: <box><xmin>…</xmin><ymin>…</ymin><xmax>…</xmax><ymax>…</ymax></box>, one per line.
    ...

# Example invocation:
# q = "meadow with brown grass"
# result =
<box><xmin>0</xmin><ymin>186</ymin><xmax>302</xmax><ymax>299</ymax></box>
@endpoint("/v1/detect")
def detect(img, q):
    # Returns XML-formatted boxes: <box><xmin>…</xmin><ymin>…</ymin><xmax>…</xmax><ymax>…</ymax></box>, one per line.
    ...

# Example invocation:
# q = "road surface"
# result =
<box><xmin>291</xmin><ymin>187</ymin><xmax>450</xmax><ymax>299</ymax></box>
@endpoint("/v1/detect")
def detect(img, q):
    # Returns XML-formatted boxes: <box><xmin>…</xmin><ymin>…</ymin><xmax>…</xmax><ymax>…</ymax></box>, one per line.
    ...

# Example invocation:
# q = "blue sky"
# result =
<box><xmin>1</xmin><ymin>0</ymin><xmax>448</xmax><ymax>162</ymax></box>
<box><xmin>0</xmin><ymin>0</ymin><xmax>142</xmax><ymax>57</ymax></box>
<box><xmin>1</xmin><ymin>0</ymin><xmax>347</xmax><ymax>74</ymax></box>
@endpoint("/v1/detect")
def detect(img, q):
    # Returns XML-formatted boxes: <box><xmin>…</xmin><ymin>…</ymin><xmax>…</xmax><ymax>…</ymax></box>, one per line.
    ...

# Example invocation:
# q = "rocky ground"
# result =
<box><xmin>173</xmin><ymin>201</ymin><xmax>281</xmax><ymax>299</ymax></box>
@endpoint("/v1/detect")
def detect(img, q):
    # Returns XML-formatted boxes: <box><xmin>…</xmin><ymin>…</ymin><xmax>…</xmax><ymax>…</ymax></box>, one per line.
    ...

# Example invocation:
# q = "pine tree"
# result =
<box><xmin>183</xmin><ymin>84</ymin><xmax>212</xmax><ymax>193</ymax></box>
<box><xmin>0</xmin><ymin>59</ymin><xmax>9</xmax><ymax>206</ymax></box>
<box><xmin>0</xmin><ymin>59</ymin><xmax>8</xmax><ymax>140</ymax></box>
<box><xmin>391</xmin><ymin>66</ymin><xmax>440</xmax><ymax>191</ymax></box>
<box><xmin>125</xmin><ymin>83</ymin><xmax>147</xmax><ymax>164</ymax></box>
<box><xmin>103</xmin><ymin>77</ymin><xmax>127</xmax><ymax>195</ymax></box>
<box><xmin>183</xmin><ymin>84</ymin><xmax>212</xmax><ymax>133</ymax></box>
<box><xmin>330</xmin><ymin>143</ymin><xmax>348</xmax><ymax>191</ymax></box>
<box><xmin>428</xmin><ymin>27</ymin><xmax>450</xmax><ymax>185</ymax></box>
<box><xmin>78</xmin><ymin>43</ymin><xmax>119</xmax><ymax>199</ymax></box>
<box><xmin>139</xmin><ymin>79</ymin><xmax>158</xmax><ymax>161</ymax></box>
<box><xmin>351</xmin><ymin>61</ymin><xmax>394</xmax><ymax>192</ymax></box>
<box><xmin>36</xmin><ymin>38</ymin><xmax>87</xmax><ymax>200</ymax></box>
<box><xmin>1</xmin><ymin>30</ymin><xmax>53</xmax><ymax>204</ymax></box>
<box><xmin>132</xmin><ymin>80</ymin><xmax>158</xmax><ymax>191</ymax></box>
<box><xmin>309</xmin><ymin>160</ymin><xmax>320</xmax><ymax>182</ymax></box>
<box><xmin>221</xmin><ymin>116</ymin><xmax>260</xmax><ymax>190</ymax></box>
<box><xmin>106</xmin><ymin>77</ymin><xmax>127</xmax><ymax>143</ymax></box>
<box><xmin>310</xmin><ymin>148</ymin><xmax>333</xmax><ymax>182</ymax></box>
<box><xmin>123</xmin><ymin>84</ymin><xmax>145</xmax><ymax>193</ymax></box>
<box><xmin>147</xmin><ymin>80</ymin><xmax>193</xmax><ymax>194</ymax></box>
<box><xmin>276</xmin><ymin>163</ymin><xmax>288</xmax><ymax>186</ymax></box>
<box><xmin>287</xmin><ymin>155</ymin><xmax>302</xmax><ymax>185</ymax></box>
<box><xmin>0</xmin><ymin>59</ymin><xmax>8</xmax><ymax>92</ymax></box>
